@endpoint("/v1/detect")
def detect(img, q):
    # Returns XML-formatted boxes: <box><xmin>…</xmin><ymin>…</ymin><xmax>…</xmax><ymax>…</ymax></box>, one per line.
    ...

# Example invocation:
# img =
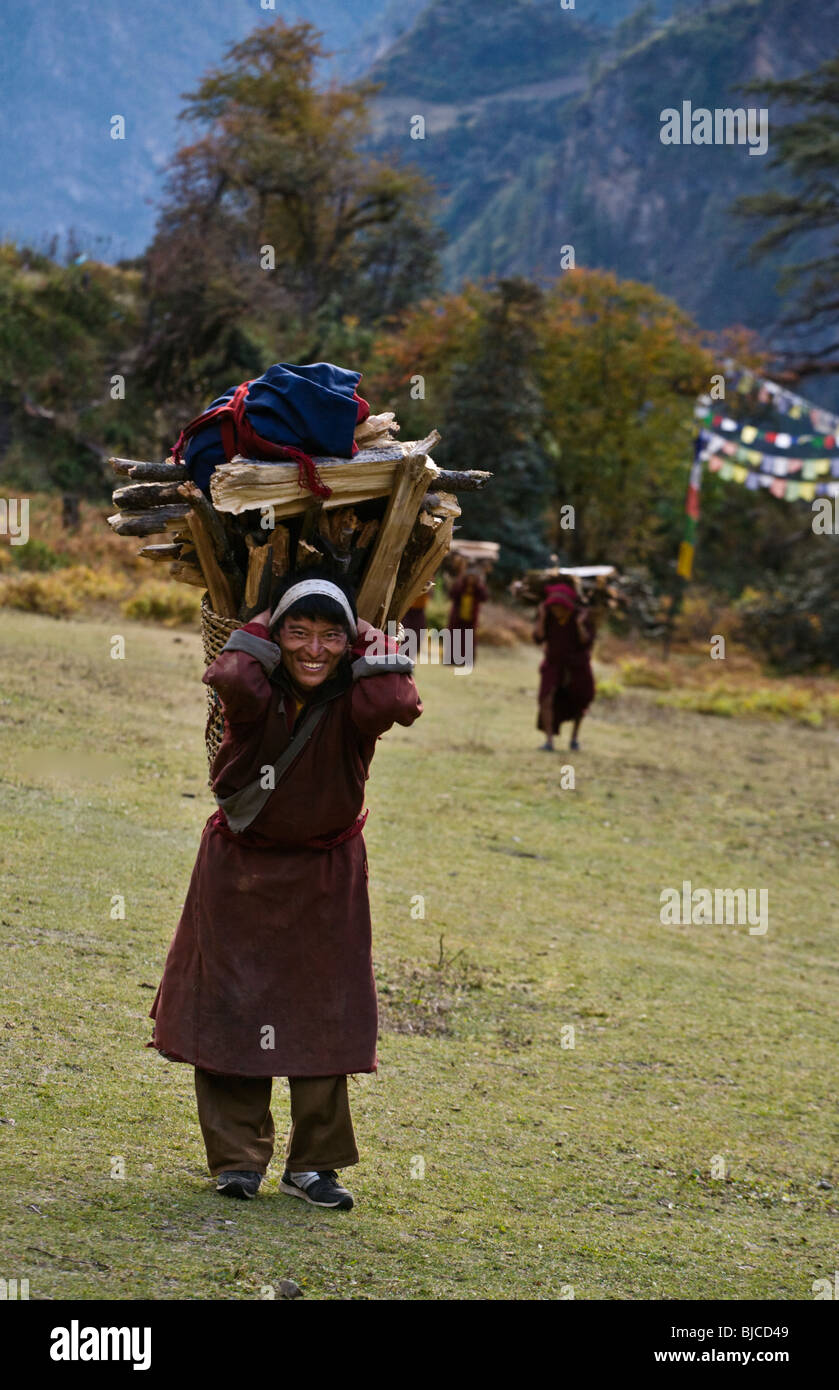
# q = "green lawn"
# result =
<box><xmin>0</xmin><ymin>610</ymin><xmax>837</xmax><ymax>1300</ymax></box>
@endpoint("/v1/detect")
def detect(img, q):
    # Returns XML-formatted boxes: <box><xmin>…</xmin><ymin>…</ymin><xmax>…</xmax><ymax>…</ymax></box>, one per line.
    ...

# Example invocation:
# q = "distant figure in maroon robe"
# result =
<box><xmin>401</xmin><ymin>583</ymin><xmax>432</xmax><ymax>643</ymax></box>
<box><xmin>533</xmin><ymin>580</ymin><xmax>596</xmax><ymax>751</ymax></box>
<box><xmin>447</xmin><ymin>567</ymin><xmax>489</xmax><ymax>656</ymax></box>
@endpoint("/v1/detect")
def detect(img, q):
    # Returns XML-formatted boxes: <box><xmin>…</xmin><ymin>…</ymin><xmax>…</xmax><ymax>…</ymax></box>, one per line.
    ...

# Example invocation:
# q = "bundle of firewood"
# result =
<box><xmin>510</xmin><ymin>565</ymin><xmax>621</xmax><ymax>612</ymax></box>
<box><xmin>448</xmin><ymin>539</ymin><xmax>499</xmax><ymax>566</ymax></box>
<box><xmin>107</xmin><ymin>415</ymin><xmax>492</xmax><ymax>629</ymax></box>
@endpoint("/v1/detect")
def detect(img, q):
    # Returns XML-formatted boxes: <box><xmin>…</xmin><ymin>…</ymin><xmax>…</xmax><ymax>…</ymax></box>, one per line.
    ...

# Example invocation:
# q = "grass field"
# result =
<box><xmin>1</xmin><ymin>609</ymin><xmax>837</xmax><ymax>1301</ymax></box>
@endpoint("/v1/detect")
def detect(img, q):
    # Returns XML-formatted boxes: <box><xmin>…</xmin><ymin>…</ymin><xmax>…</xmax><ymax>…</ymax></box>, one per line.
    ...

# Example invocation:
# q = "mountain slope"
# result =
<box><xmin>0</xmin><ymin>0</ymin><xmax>393</xmax><ymax>260</ymax></box>
<box><xmin>367</xmin><ymin>0</ymin><xmax>836</xmax><ymax>337</ymax></box>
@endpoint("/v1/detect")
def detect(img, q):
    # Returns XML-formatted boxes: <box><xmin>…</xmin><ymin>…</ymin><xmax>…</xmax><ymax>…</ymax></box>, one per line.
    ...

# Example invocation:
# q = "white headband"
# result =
<box><xmin>270</xmin><ymin>579</ymin><xmax>358</xmax><ymax>639</ymax></box>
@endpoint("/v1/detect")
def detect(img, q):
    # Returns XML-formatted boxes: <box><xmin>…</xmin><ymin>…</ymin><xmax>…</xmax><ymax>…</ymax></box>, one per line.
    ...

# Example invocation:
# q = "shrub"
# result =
<box><xmin>0</xmin><ymin>571</ymin><xmax>81</xmax><ymax>617</ymax></box>
<box><xmin>0</xmin><ymin>564</ymin><xmax>127</xmax><ymax>617</ymax></box>
<box><xmin>10</xmin><ymin>538</ymin><xmax>71</xmax><ymax>572</ymax></box>
<box><xmin>735</xmin><ymin>549</ymin><xmax>839</xmax><ymax>672</ymax></box>
<box><xmin>672</xmin><ymin>591</ymin><xmax>744</xmax><ymax>645</ymax></box>
<box><xmin>619</xmin><ymin>658</ymin><xmax>674</xmax><ymax>689</ymax></box>
<box><xmin>121</xmin><ymin>581</ymin><xmax>202</xmax><ymax>626</ymax></box>
<box><xmin>656</xmin><ymin>683</ymin><xmax>826</xmax><ymax>725</ymax></box>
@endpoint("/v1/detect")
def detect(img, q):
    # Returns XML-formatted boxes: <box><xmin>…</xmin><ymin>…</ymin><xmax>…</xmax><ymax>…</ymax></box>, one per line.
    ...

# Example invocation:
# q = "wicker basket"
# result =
<box><xmin>201</xmin><ymin>594</ymin><xmax>241</xmax><ymax>779</ymax></box>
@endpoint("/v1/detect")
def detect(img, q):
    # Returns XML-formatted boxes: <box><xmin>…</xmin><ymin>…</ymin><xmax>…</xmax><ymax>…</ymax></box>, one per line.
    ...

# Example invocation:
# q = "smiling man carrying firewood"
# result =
<box><xmin>148</xmin><ymin>568</ymin><xmax>422</xmax><ymax>1209</ymax></box>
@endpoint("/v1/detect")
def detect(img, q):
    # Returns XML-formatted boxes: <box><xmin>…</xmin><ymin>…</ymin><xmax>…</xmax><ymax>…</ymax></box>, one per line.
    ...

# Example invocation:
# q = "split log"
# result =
<box><xmin>254</xmin><ymin>547</ymin><xmax>276</xmax><ymax>617</ymax></box>
<box><xmin>169</xmin><ymin>561</ymin><xmax>206</xmax><ymax>588</ymax></box>
<box><xmin>186</xmin><ymin>509</ymin><xmax>238</xmax><ymax>618</ymax></box>
<box><xmin>113</xmin><ymin>481</ymin><xmax>188</xmax><ymax>509</ymax></box>
<box><xmin>315</xmin><ymin>506</ymin><xmax>360</xmax><ymax>566</ymax></box>
<box><xmin>407</xmin><ymin>430</ymin><xmax>441</xmax><ymax>457</ymax></box>
<box><xmin>209</xmin><ymin>445</ymin><xmax>424</xmax><ymax>517</ymax></box>
<box><xmin>296</xmin><ymin>539</ymin><xmax>321</xmax><ymax>570</ymax></box>
<box><xmin>111</xmin><ymin>457</ymin><xmax>187</xmax><ymax>482</ymax></box>
<box><xmin>388</xmin><ymin>515</ymin><xmax>455</xmax><ymax>625</ymax></box>
<box><xmin>450</xmin><ymin>539</ymin><xmax>499</xmax><ymax>562</ymax></box>
<box><xmin>357</xmin><ymin>452</ymin><xmax>439</xmax><ymax>627</ymax></box>
<box><xmin>354</xmin><ymin>412</ymin><xmax>399</xmax><ymax>446</ymax></box>
<box><xmin>107</xmin><ymin>505</ymin><xmax>190</xmax><ymax>537</ymax></box>
<box><xmin>138</xmin><ymin>542</ymin><xmax>182</xmax><ymax>561</ymax></box>
<box><xmin>389</xmin><ymin>513</ymin><xmax>442</xmax><ymax>619</ymax></box>
<box><xmin>333</xmin><ymin>510</ymin><xmax>359</xmax><ymax>555</ymax></box>
<box><xmin>432</xmin><ymin>469</ymin><xmax>491</xmax><ymax>492</ymax></box>
<box><xmin>319</xmin><ymin>506</ymin><xmax>357</xmax><ymax>549</ymax></box>
<box><xmin>178</xmin><ymin>482</ymin><xmax>235</xmax><ymax>565</ymax></box>
<box><xmin>421</xmin><ymin>490</ymin><xmax>461</xmax><ymax>521</ymax></box>
<box><xmin>269</xmin><ymin>524</ymin><xmax>290</xmax><ymax>576</ymax></box>
<box><xmin>239</xmin><ymin>525</ymin><xmax>291</xmax><ymax>621</ymax></box>
<box><xmin>243</xmin><ymin>535</ymin><xmax>269</xmax><ymax>610</ymax></box>
<box><xmin>356</xmin><ymin>519</ymin><xmax>379</xmax><ymax>550</ymax></box>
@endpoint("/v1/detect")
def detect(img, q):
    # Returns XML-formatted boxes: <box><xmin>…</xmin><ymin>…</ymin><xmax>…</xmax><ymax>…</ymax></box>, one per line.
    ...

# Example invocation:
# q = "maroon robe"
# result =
<box><xmin>148</xmin><ymin>620</ymin><xmax>422</xmax><ymax>1078</ymax></box>
<box><xmin>536</xmin><ymin>604</ymin><xmax>595</xmax><ymax>733</ymax></box>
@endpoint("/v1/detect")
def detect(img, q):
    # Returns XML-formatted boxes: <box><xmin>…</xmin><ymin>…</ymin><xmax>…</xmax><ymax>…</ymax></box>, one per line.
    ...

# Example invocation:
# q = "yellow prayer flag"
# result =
<box><xmin>799</xmin><ymin>483</ymin><xmax>816</xmax><ymax>501</ymax></box>
<box><xmin>740</xmin><ymin>426</ymin><xmax>758</xmax><ymax>444</ymax></box>
<box><xmin>676</xmin><ymin>540</ymin><xmax>694</xmax><ymax>580</ymax></box>
<box><xmin>732</xmin><ymin>465</ymin><xmax>748</xmax><ymax>484</ymax></box>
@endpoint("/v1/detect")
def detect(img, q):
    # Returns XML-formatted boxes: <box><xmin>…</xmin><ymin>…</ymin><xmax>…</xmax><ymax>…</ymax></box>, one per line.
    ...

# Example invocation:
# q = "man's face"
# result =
<box><xmin>275</xmin><ymin>613</ymin><xmax>350</xmax><ymax>691</ymax></box>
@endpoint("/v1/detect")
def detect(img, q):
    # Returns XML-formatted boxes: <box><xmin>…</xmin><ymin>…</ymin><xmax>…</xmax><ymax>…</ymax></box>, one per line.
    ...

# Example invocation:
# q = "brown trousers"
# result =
<box><xmin>194</xmin><ymin>1068</ymin><xmax>359</xmax><ymax>1177</ymax></box>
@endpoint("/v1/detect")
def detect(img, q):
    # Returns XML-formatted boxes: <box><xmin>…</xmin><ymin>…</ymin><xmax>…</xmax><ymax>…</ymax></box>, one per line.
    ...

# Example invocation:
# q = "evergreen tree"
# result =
<box><xmin>732</xmin><ymin>54</ymin><xmax>839</xmax><ymax>379</ymax></box>
<box><xmin>440</xmin><ymin>278</ymin><xmax>552</xmax><ymax>581</ymax></box>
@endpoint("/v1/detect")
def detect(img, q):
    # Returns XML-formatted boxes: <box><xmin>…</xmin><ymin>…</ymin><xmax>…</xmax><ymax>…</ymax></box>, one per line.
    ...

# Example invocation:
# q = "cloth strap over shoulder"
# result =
<box><xmin>212</xmin><ymin>630</ymin><xmax>413</xmax><ymax>833</ymax></box>
<box><xmin>351</xmin><ymin>652</ymin><xmax>414</xmax><ymax>679</ymax></box>
<box><xmin>214</xmin><ymin>699</ymin><xmax>328</xmax><ymax>833</ymax></box>
<box><xmin>221</xmin><ymin>628</ymin><xmax>284</xmax><ymax>674</ymax></box>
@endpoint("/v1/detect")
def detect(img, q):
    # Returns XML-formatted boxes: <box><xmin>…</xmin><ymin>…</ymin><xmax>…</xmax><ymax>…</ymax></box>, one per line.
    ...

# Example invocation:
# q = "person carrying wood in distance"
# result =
<box><xmin>533</xmin><ymin>579</ymin><xmax>596</xmax><ymax>752</ymax></box>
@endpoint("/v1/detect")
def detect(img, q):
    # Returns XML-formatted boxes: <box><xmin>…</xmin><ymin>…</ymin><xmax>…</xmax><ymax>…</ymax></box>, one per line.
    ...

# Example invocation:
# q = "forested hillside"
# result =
<box><xmin>366</xmin><ymin>0</ymin><xmax>837</xmax><ymax>337</ymax></box>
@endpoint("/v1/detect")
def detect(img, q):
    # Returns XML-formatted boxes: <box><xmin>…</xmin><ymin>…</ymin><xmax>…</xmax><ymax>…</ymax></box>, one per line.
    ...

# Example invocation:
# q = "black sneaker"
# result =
<box><xmin>280</xmin><ymin>1168</ymin><xmax>354</xmax><ymax>1210</ymax></box>
<box><xmin>216</xmin><ymin>1170</ymin><xmax>262</xmax><ymax>1199</ymax></box>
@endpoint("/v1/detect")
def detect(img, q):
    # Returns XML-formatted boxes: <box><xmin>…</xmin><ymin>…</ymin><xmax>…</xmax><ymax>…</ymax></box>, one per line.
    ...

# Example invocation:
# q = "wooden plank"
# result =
<box><xmin>356</xmin><ymin>452</ymin><xmax>439</xmax><ymax>627</ymax></box>
<box><xmin>178</xmin><ymin>481</ymin><xmax>235</xmax><ymax>566</ymax></box>
<box><xmin>269</xmin><ymin>525</ymin><xmax>290</xmax><ymax>576</ymax></box>
<box><xmin>389</xmin><ymin>513</ymin><xmax>440</xmax><ymax>618</ymax></box>
<box><xmin>186</xmin><ymin>510</ymin><xmax>237</xmax><ymax>618</ymax></box>
<box><xmin>208</xmin><ymin>444</ymin><xmax>433</xmax><ymax>517</ymax></box>
<box><xmin>243</xmin><ymin>536</ymin><xmax>268</xmax><ymax>609</ymax></box>
<box><xmin>389</xmin><ymin>515</ymin><xmax>455</xmax><ymax>624</ymax></box>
